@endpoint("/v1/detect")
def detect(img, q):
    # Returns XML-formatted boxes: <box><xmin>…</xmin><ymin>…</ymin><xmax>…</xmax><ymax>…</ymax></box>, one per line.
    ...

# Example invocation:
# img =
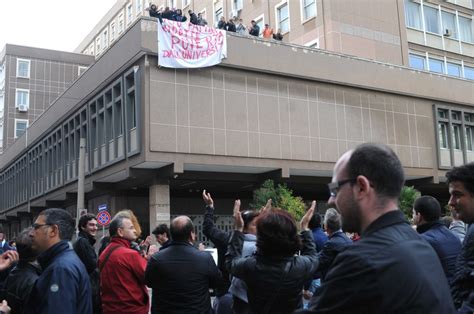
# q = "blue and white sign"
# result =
<box><xmin>98</xmin><ymin>204</ymin><xmax>107</xmax><ymax>212</ymax></box>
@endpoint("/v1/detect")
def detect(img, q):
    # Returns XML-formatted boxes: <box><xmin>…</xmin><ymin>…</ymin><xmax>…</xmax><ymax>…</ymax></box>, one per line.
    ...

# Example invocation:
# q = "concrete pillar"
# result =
<box><xmin>149</xmin><ymin>182</ymin><xmax>170</xmax><ymax>234</ymax></box>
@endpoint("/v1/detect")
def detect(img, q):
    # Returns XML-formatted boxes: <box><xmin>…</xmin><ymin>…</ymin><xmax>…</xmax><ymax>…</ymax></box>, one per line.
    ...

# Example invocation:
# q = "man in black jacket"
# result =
<box><xmin>447</xmin><ymin>162</ymin><xmax>474</xmax><ymax>313</ymax></box>
<box><xmin>2</xmin><ymin>228</ymin><xmax>40</xmax><ymax>314</ymax></box>
<box><xmin>73</xmin><ymin>214</ymin><xmax>100</xmax><ymax>314</ymax></box>
<box><xmin>413</xmin><ymin>195</ymin><xmax>461</xmax><ymax>284</ymax></box>
<box><xmin>302</xmin><ymin>143</ymin><xmax>455</xmax><ymax>314</ymax></box>
<box><xmin>145</xmin><ymin>216</ymin><xmax>221</xmax><ymax>314</ymax></box>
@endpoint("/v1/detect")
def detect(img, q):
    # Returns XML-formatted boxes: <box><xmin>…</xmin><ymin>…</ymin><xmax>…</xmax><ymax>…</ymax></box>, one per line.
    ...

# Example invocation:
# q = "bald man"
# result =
<box><xmin>145</xmin><ymin>216</ymin><xmax>221</xmax><ymax>314</ymax></box>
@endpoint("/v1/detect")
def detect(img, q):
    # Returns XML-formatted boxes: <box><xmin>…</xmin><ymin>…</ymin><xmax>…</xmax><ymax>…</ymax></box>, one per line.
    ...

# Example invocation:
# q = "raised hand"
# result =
<box><xmin>202</xmin><ymin>189</ymin><xmax>214</xmax><ymax>207</ymax></box>
<box><xmin>300</xmin><ymin>201</ymin><xmax>316</xmax><ymax>231</ymax></box>
<box><xmin>0</xmin><ymin>250</ymin><xmax>18</xmax><ymax>272</ymax></box>
<box><xmin>260</xmin><ymin>199</ymin><xmax>272</xmax><ymax>213</ymax></box>
<box><xmin>233</xmin><ymin>199</ymin><xmax>243</xmax><ymax>232</ymax></box>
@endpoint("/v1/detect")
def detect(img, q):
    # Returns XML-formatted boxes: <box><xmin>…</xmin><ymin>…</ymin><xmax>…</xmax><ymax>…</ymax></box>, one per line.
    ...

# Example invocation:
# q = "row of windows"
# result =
<box><xmin>0</xmin><ymin>67</ymin><xmax>140</xmax><ymax>211</ymax></box>
<box><xmin>409</xmin><ymin>52</ymin><xmax>474</xmax><ymax>80</ymax></box>
<box><xmin>436</xmin><ymin>107</ymin><xmax>474</xmax><ymax>168</ymax></box>
<box><xmin>405</xmin><ymin>0</ymin><xmax>473</xmax><ymax>43</ymax></box>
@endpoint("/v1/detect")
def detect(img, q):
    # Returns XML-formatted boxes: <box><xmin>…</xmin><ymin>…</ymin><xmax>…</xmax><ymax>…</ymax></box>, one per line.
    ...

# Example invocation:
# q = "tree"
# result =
<box><xmin>399</xmin><ymin>185</ymin><xmax>421</xmax><ymax>220</ymax></box>
<box><xmin>251</xmin><ymin>180</ymin><xmax>306</xmax><ymax>220</ymax></box>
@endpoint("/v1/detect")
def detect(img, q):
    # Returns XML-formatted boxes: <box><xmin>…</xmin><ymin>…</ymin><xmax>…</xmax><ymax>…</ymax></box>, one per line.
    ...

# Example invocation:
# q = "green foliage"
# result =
<box><xmin>399</xmin><ymin>185</ymin><xmax>421</xmax><ymax>219</ymax></box>
<box><xmin>251</xmin><ymin>180</ymin><xmax>306</xmax><ymax>221</ymax></box>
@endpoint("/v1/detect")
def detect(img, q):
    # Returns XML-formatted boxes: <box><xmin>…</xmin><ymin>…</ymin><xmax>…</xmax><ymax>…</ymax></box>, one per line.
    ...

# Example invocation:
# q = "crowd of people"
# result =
<box><xmin>0</xmin><ymin>142</ymin><xmax>472</xmax><ymax>313</ymax></box>
<box><xmin>147</xmin><ymin>3</ymin><xmax>284</xmax><ymax>41</ymax></box>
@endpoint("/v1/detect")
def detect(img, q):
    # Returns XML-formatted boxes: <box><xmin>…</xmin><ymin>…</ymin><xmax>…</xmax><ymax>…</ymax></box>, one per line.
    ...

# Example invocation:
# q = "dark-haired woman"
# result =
<box><xmin>226</xmin><ymin>201</ymin><xmax>318</xmax><ymax>314</ymax></box>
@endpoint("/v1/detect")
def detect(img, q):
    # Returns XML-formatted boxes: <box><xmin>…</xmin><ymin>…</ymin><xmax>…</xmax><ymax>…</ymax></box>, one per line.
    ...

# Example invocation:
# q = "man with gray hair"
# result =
<box><xmin>317</xmin><ymin>208</ymin><xmax>352</xmax><ymax>281</ymax></box>
<box><xmin>26</xmin><ymin>208</ymin><xmax>92</xmax><ymax>314</ymax></box>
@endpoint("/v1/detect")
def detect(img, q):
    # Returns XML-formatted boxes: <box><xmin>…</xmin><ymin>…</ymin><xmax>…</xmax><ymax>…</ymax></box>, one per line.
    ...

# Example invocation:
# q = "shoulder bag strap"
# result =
<box><xmin>99</xmin><ymin>244</ymin><xmax>122</xmax><ymax>272</ymax></box>
<box><xmin>263</xmin><ymin>260</ymin><xmax>292</xmax><ymax>314</ymax></box>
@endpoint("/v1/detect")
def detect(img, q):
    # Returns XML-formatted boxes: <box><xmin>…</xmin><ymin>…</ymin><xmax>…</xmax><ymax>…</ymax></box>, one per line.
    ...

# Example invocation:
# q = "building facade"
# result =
<box><xmin>76</xmin><ymin>0</ymin><xmax>474</xmax><ymax>81</ymax></box>
<box><xmin>0</xmin><ymin>45</ymin><xmax>94</xmax><ymax>153</ymax></box>
<box><xmin>0</xmin><ymin>18</ymin><xmax>472</xmax><ymax>239</ymax></box>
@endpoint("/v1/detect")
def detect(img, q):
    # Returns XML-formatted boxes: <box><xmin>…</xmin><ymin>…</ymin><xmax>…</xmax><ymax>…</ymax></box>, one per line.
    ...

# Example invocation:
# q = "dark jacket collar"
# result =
<box><xmin>416</xmin><ymin>220</ymin><xmax>443</xmax><ymax>234</ymax></box>
<box><xmin>362</xmin><ymin>210</ymin><xmax>408</xmax><ymax>237</ymax></box>
<box><xmin>37</xmin><ymin>240</ymin><xmax>70</xmax><ymax>270</ymax></box>
<box><xmin>110</xmin><ymin>236</ymin><xmax>132</xmax><ymax>248</ymax></box>
<box><xmin>169</xmin><ymin>240</ymin><xmax>194</xmax><ymax>248</ymax></box>
<box><xmin>78</xmin><ymin>231</ymin><xmax>96</xmax><ymax>246</ymax></box>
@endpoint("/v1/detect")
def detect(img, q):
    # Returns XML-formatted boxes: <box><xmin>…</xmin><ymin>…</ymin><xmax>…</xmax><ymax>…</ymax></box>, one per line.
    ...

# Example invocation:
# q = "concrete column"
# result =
<box><xmin>149</xmin><ymin>182</ymin><xmax>170</xmax><ymax>233</ymax></box>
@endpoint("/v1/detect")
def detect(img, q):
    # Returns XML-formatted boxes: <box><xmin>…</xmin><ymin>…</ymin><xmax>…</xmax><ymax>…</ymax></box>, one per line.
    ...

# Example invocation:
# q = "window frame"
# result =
<box><xmin>275</xmin><ymin>1</ymin><xmax>290</xmax><ymax>35</ymax></box>
<box><xmin>14</xmin><ymin>119</ymin><xmax>29</xmax><ymax>139</ymax></box>
<box><xmin>15</xmin><ymin>88</ymin><xmax>30</xmax><ymax>108</ymax></box>
<box><xmin>301</xmin><ymin>0</ymin><xmax>317</xmax><ymax>23</ymax></box>
<box><xmin>16</xmin><ymin>58</ymin><xmax>31</xmax><ymax>79</ymax></box>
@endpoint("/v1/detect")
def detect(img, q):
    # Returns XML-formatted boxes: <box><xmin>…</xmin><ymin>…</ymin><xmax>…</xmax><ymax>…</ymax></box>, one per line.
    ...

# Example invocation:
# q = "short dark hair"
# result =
<box><xmin>16</xmin><ymin>227</ymin><xmax>37</xmax><ymax>262</ymax></box>
<box><xmin>347</xmin><ymin>143</ymin><xmax>404</xmax><ymax>199</ymax></box>
<box><xmin>241</xmin><ymin>210</ymin><xmax>259</xmax><ymax>229</ymax></box>
<box><xmin>256</xmin><ymin>209</ymin><xmax>301</xmax><ymax>257</ymax></box>
<box><xmin>39</xmin><ymin>208</ymin><xmax>75</xmax><ymax>241</ymax></box>
<box><xmin>78</xmin><ymin>213</ymin><xmax>96</xmax><ymax>231</ymax></box>
<box><xmin>170</xmin><ymin>217</ymin><xmax>194</xmax><ymax>242</ymax></box>
<box><xmin>414</xmin><ymin>196</ymin><xmax>441</xmax><ymax>222</ymax></box>
<box><xmin>324</xmin><ymin>208</ymin><xmax>341</xmax><ymax>232</ymax></box>
<box><xmin>446</xmin><ymin>162</ymin><xmax>474</xmax><ymax>195</ymax></box>
<box><xmin>152</xmin><ymin>224</ymin><xmax>170</xmax><ymax>238</ymax></box>
<box><xmin>109</xmin><ymin>216</ymin><xmax>127</xmax><ymax>237</ymax></box>
<box><xmin>308</xmin><ymin>213</ymin><xmax>322</xmax><ymax>229</ymax></box>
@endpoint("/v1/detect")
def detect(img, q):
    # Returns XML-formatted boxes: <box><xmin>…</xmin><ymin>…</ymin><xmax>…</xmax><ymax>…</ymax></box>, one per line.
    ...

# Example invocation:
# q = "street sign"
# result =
<box><xmin>98</xmin><ymin>204</ymin><xmax>108</xmax><ymax>212</ymax></box>
<box><xmin>96</xmin><ymin>211</ymin><xmax>111</xmax><ymax>226</ymax></box>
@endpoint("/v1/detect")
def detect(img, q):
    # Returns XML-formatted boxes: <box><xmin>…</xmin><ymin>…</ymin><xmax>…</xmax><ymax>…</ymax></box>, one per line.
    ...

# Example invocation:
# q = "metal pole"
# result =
<box><xmin>76</xmin><ymin>138</ymin><xmax>86</xmax><ymax>236</ymax></box>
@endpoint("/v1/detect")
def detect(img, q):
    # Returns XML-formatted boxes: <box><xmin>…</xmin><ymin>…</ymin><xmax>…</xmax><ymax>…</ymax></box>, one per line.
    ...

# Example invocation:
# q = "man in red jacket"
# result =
<box><xmin>98</xmin><ymin>215</ymin><xmax>149</xmax><ymax>314</ymax></box>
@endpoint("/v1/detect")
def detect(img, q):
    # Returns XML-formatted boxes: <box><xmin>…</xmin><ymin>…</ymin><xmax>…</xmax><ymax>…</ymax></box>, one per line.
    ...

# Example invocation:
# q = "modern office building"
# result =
<box><xmin>0</xmin><ymin>45</ymin><xmax>94</xmax><ymax>154</ymax></box>
<box><xmin>76</xmin><ymin>0</ymin><xmax>474</xmax><ymax>81</ymax></box>
<box><xmin>0</xmin><ymin>17</ymin><xmax>472</xmax><ymax>239</ymax></box>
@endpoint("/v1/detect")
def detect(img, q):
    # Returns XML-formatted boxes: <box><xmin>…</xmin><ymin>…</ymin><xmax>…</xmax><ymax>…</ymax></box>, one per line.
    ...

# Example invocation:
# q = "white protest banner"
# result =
<box><xmin>157</xmin><ymin>19</ymin><xmax>227</xmax><ymax>68</ymax></box>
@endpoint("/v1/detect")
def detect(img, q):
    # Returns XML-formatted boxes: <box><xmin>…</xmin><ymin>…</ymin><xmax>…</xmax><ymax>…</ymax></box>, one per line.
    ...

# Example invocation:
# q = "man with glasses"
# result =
<box><xmin>26</xmin><ymin>208</ymin><xmax>92</xmax><ymax>314</ymax></box>
<box><xmin>301</xmin><ymin>143</ymin><xmax>455</xmax><ymax>313</ymax></box>
<box><xmin>98</xmin><ymin>215</ymin><xmax>149</xmax><ymax>314</ymax></box>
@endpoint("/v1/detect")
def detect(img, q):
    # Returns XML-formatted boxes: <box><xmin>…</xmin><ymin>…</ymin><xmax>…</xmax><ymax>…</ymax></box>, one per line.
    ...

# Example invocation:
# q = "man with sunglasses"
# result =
<box><xmin>26</xmin><ymin>208</ymin><xmax>92</xmax><ymax>314</ymax></box>
<box><xmin>302</xmin><ymin>143</ymin><xmax>455</xmax><ymax>314</ymax></box>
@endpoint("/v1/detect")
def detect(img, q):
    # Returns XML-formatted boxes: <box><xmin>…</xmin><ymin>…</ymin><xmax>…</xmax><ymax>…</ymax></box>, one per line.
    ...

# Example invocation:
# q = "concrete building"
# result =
<box><xmin>76</xmin><ymin>0</ymin><xmax>474</xmax><ymax>81</ymax></box>
<box><xmin>0</xmin><ymin>17</ymin><xmax>472</xmax><ymax>240</ymax></box>
<box><xmin>0</xmin><ymin>45</ymin><xmax>94</xmax><ymax>153</ymax></box>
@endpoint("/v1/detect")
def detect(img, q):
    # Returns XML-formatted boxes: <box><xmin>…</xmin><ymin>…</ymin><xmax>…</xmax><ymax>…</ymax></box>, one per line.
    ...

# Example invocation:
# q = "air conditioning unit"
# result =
<box><xmin>444</xmin><ymin>29</ymin><xmax>452</xmax><ymax>37</ymax></box>
<box><xmin>18</xmin><ymin>104</ymin><xmax>28</xmax><ymax>112</ymax></box>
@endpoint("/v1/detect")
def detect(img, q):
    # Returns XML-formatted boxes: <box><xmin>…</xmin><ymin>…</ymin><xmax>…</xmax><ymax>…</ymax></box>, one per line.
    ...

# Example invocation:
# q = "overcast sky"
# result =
<box><xmin>0</xmin><ymin>0</ymin><xmax>117</xmax><ymax>52</ymax></box>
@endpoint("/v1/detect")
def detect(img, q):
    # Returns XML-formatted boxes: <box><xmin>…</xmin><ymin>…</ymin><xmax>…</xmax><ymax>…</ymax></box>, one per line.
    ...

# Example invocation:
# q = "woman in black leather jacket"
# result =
<box><xmin>226</xmin><ymin>201</ymin><xmax>319</xmax><ymax>314</ymax></box>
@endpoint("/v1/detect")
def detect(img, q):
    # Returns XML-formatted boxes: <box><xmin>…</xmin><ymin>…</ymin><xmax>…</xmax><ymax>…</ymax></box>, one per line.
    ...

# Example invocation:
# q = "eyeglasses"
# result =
<box><xmin>31</xmin><ymin>223</ymin><xmax>52</xmax><ymax>230</ymax></box>
<box><xmin>328</xmin><ymin>178</ymin><xmax>356</xmax><ymax>198</ymax></box>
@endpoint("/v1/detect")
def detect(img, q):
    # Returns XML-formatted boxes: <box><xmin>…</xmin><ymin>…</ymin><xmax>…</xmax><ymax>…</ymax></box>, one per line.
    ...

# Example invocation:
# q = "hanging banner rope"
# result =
<box><xmin>157</xmin><ymin>19</ymin><xmax>227</xmax><ymax>68</ymax></box>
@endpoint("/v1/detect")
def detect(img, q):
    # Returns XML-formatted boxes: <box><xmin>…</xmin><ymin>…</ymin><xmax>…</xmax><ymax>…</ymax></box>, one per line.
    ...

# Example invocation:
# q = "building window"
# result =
<box><xmin>14</xmin><ymin>119</ymin><xmax>28</xmax><ymax>138</ymax></box>
<box><xmin>127</xmin><ymin>4</ymin><xmax>133</xmax><ymax>25</ymax></box>
<box><xmin>428</xmin><ymin>58</ymin><xmax>443</xmax><ymax>73</ymax></box>
<box><xmin>119</xmin><ymin>13</ymin><xmax>125</xmax><ymax>34</ymax></box>
<box><xmin>102</xmin><ymin>29</ymin><xmax>109</xmax><ymax>49</ymax></box>
<box><xmin>78</xmin><ymin>66</ymin><xmax>88</xmax><ymax>76</ymax></box>
<box><xmin>183</xmin><ymin>0</ymin><xmax>190</xmax><ymax>8</ymax></box>
<box><xmin>110</xmin><ymin>22</ymin><xmax>116</xmax><ymax>42</ymax></box>
<box><xmin>459</xmin><ymin>16</ymin><xmax>473</xmax><ymax>43</ymax></box>
<box><xmin>302</xmin><ymin>0</ymin><xmax>316</xmax><ymax>21</ymax></box>
<box><xmin>16</xmin><ymin>59</ymin><xmax>30</xmax><ymax>78</ymax></box>
<box><xmin>441</xmin><ymin>11</ymin><xmax>457</xmax><ymax>39</ymax></box>
<box><xmin>465</xmin><ymin>66</ymin><xmax>474</xmax><ymax>80</ymax></box>
<box><xmin>405</xmin><ymin>0</ymin><xmax>421</xmax><ymax>29</ymax></box>
<box><xmin>439</xmin><ymin>122</ymin><xmax>449</xmax><ymax>149</ymax></box>
<box><xmin>424</xmin><ymin>6</ymin><xmax>440</xmax><ymax>34</ymax></box>
<box><xmin>466</xmin><ymin>126</ymin><xmax>474</xmax><ymax>151</ymax></box>
<box><xmin>15</xmin><ymin>89</ymin><xmax>29</xmax><ymax>108</ymax></box>
<box><xmin>277</xmin><ymin>2</ymin><xmax>290</xmax><ymax>34</ymax></box>
<box><xmin>136</xmin><ymin>0</ymin><xmax>143</xmax><ymax>15</ymax></box>
<box><xmin>88</xmin><ymin>43</ymin><xmax>94</xmax><ymax>56</ymax></box>
<box><xmin>233</xmin><ymin>0</ymin><xmax>243</xmax><ymax>11</ymax></box>
<box><xmin>447</xmin><ymin>62</ymin><xmax>461</xmax><ymax>77</ymax></box>
<box><xmin>409</xmin><ymin>54</ymin><xmax>425</xmax><ymax>70</ymax></box>
<box><xmin>255</xmin><ymin>15</ymin><xmax>264</xmax><ymax>36</ymax></box>
<box><xmin>214</xmin><ymin>7</ymin><xmax>223</xmax><ymax>27</ymax></box>
<box><xmin>96</xmin><ymin>37</ymin><xmax>101</xmax><ymax>54</ymax></box>
<box><xmin>305</xmin><ymin>39</ymin><xmax>319</xmax><ymax>48</ymax></box>
<box><xmin>452</xmin><ymin>124</ymin><xmax>462</xmax><ymax>150</ymax></box>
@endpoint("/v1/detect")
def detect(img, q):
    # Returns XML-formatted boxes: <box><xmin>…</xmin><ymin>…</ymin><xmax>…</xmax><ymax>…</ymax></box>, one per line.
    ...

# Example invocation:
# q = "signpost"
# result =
<box><xmin>96</xmin><ymin>206</ymin><xmax>111</xmax><ymax>237</ymax></box>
